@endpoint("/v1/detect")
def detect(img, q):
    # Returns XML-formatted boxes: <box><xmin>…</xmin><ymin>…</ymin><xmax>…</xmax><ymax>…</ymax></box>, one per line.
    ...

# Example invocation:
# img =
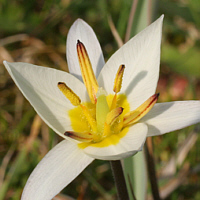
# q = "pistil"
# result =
<box><xmin>96</xmin><ymin>93</ymin><xmax>109</xmax><ymax>134</ymax></box>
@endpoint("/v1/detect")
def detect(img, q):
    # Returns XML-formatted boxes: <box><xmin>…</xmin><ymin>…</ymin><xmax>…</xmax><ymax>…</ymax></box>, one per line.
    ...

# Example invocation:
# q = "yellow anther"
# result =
<box><xmin>106</xmin><ymin>107</ymin><xmax>123</xmax><ymax>125</ymax></box>
<box><xmin>103</xmin><ymin>122</ymin><xmax>111</xmax><ymax>138</ymax></box>
<box><xmin>113</xmin><ymin>64</ymin><xmax>125</xmax><ymax>93</ymax></box>
<box><xmin>103</xmin><ymin>107</ymin><xmax>123</xmax><ymax>138</ymax></box>
<box><xmin>123</xmin><ymin>93</ymin><xmax>159</xmax><ymax>126</ymax></box>
<box><xmin>58</xmin><ymin>82</ymin><xmax>81</xmax><ymax>106</ymax></box>
<box><xmin>77</xmin><ymin>40</ymin><xmax>99</xmax><ymax>104</ymax></box>
<box><xmin>64</xmin><ymin>131</ymin><xmax>93</xmax><ymax>142</ymax></box>
<box><xmin>110</xmin><ymin>93</ymin><xmax>117</xmax><ymax>110</ymax></box>
<box><xmin>80</xmin><ymin>104</ymin><xmax>97</xmax><ymax>132</ymax></box>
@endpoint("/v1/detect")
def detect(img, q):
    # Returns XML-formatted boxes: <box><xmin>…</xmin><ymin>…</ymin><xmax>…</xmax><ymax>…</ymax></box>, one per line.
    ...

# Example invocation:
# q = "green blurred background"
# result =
<box><xmin>0</xmin><ymin>0</ymin><xmax>200</xmax><ymax>199</ymax></box>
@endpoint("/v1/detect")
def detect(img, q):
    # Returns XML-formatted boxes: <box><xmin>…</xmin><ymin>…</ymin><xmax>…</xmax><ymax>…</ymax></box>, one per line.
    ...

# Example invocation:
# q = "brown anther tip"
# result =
<box><xmin>152</xmin><ymin>93</ymin><xmax>159</xmax><ymax>99</ymax></box>
<box><xmin>121</xmin><ymin>64</ymin><xmax>125</xmax><ymax>68</ymax></box>
<box><xmin>58</xmin><ymin>82</ymin><xmax>63</xmax><ymax>85</ymax></box>
<box><xmin>77</xmin><ymin>40</ymin><xmax>82</xmax><ymax>44</ymax></box>
<box><xmin>64</xmin><ymin>131</ymin><xmax>72</xmax><ymax>137</ymax></box>
<box><xmin>77</xmin><ymin>40</ymin><xmax>84</xmax><ymax>50</ymax></box>
<box><xmin>119</xmin><ymin>107</ymin><xmax>124</xmax><ymax>113</ymax></box>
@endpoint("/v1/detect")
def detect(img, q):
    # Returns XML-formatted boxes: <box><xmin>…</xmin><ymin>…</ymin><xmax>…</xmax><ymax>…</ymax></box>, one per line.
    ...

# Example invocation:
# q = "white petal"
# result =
<box><xmin>67</xmin><ymin>19</ymin><xmax>105</xmax><ymax>81</ymax></box>
<box><xmin>140</xmin><ymin>101</ymin><xmax>200</xmax><ymax>136</ymax></box>
<box><xmin>82</xmin><ymin>123</ymin><xmax>148</xmax><ymax>160</ymax></box>
<box><xmin>21</xmin><ymin>140</ymin><xmax>94</xmax><ymax>200</ymax></box>
<box><xmin>98</xmin><ymin>15</ymin><xmax>164</xmax><ymax>110</ymax></box>
<box><xmin>4</xmin><ymin>61</ymin><xmax>87</xmax><ymax>139</ymax></box>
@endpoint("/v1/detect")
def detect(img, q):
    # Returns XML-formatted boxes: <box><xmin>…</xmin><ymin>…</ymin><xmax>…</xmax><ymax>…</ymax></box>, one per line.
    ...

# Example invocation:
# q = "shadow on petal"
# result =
<box><xmin>125</xmin><ymin>70</ymin><xmax>147</xmax><ymax>96</ymax></box>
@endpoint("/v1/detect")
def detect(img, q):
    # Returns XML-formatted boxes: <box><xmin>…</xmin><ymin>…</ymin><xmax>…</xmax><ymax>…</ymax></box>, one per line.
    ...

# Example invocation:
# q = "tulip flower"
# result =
<box><xmin>4</xmin><ymin>15</ymin><xmax>200</xmax><ymax>200</ymax></box>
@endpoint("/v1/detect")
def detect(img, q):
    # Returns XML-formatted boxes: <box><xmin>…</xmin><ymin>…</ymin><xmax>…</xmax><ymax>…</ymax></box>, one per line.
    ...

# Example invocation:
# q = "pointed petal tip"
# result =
<box><xmin>67</xmin><ymin>16</ymin><xmax>105</xmax><ymax>80</ymax></box>
<box><xmin>3</xmin><ymin>60</ymin><xmax>7</xmax><ymax>65</ymax></box>
<box><xmin>157</xmin><ymin>14</ymin><xmax>164</xmax><ymax>25</ymax></box>
<box><xmin>71</xmin><ymin>18</ymin><xmax>89</xmax><ymax>30</ymax></box>
<box><xmin>3</xmin><ymin>60</ymin><xmax>10</xmax><ymax>68</ymax></box>
<box><xmin>151</xmin><ymin>15</ymin><xmax>164</xmax><ymax>30</ymax></box>
<box><xmin>74</xmin><ymin>18</ymin><xmax>85</xmax><ymax>24</ymax></box>
<box><xmin>3</xmin><ymin>60</ymin><xmax>12</xmax><ymax>72</ymax></box>
<box><xmin>160</xmin><ymin>14</ymin><xmax>164</xmax><ymax>19</ymax></box>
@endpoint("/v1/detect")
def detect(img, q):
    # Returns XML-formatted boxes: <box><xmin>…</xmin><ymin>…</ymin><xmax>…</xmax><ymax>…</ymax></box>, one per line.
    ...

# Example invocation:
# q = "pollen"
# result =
<box><xmin>69</xmin><ymin>94</ymin><xmax>129</xmax><ymax>144</ymax></box>
<box><xmin>80</xmin><ymin>104</ymin><xmax>97</xmax><ymax>133</ymax></box>
<box><xmin>77</xmin><ymin>40</ymin><xmax>99</xmax><ymax>104</ymax></box>
<box><xmin>113</xmin><ymin>64</ymin><xmax>125</xmax><ymax>93</ymax></box>
<box><xmin>64</xmin><ymin>131</ymin><xmax>93</xmax><ymax>142</ymax></box>
<box><xmin>106</xmin><ymin>107</ymin><xmax>123</xmax><ymax>125</ymax></box>
<box><xmin>123</xmin><ymin>93</ymin><xmax>159</xmax><ymax>126</ymax></box>
<box><xmin>110</xmin><ymin>65</ymin><xmax>125</xmax><ymax>110</ymax></box>
<box><xmin>58</xmin><ymin>82</ymin><xmax>81</xmax><ymax>106</ymax></box>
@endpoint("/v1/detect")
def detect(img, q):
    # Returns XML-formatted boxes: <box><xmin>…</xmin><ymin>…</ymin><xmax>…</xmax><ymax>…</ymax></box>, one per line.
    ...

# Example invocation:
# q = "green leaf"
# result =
<box><xmin>124</xmin><ymin>152</ymin><xmax>147</xmax><ymax>200</ymax></box>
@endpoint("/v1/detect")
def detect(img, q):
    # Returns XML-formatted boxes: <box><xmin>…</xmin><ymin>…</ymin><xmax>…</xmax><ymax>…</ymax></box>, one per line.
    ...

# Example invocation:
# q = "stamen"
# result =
<box><xmin>113</xmin><ymin>64</ymin><xmax>125</xmax><ymax>93</ymax></box>
<box><xmin>123</xmin><ymin>93</ymin><xmax>159</xmax><ymax>126</ymax></box>
<box><xmin>103</xmin><ymin>122</ymin><xmax>111</xmax><ymax>138</ymax></box>
<box><xmin>110</xmin><ymin>65</ymin><xmax>125</xmax><ymax>110</ymax></box>
<box><xmin>58</xmin><ymin>82</ymin><xmax>81</xmax><ymax>106</ymax></box>
<box><xmin>106</xmin><ymin>107</ymin><xmax>123</xmax><ymax>125</ymax></box>
<box><xmin>80</xmin><ymin>104</ymin><xmax>97</xmax><ymax>132</ymax></box>
<box><xmin>77</xmin><ymin>40</ymin><xmax>99</xmax><ymax>104</ymax></box>
<box><xmin>103</xmin><ymin>107</ymin><xmax>123</xmax><ymax>138</ymax></box>
<box><xmin>110</xmin><ymin>93</ymin><xmax>117</xmax><ymax>111</ymax></box>
<box><xmin>64</xmin><ymin>131</ymin><xmax>93</xmax><ymax>142</ymax></box>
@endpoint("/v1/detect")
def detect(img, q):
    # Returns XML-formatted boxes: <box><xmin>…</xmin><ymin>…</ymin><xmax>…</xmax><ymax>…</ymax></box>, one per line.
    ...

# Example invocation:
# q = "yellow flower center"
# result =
<box><xmin>58</xmin><ymin>40</ymin><xmax>159</xmax><ymax>148</ymax></box>
<box><xmin>69</xmin><ymin>94</ymin><xmax>130</xmax><ymax>148</ymax></box>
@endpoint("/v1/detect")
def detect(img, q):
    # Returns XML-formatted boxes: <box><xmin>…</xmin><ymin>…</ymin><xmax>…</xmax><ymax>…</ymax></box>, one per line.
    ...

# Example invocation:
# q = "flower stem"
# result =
<box><xmin>145</xmin><ymin>137</ymin><xmax>161</xmax><ymax>200</ymax></box>
<box><xmin>110</xmin><ymin>160</ymin><xmax>129</xmax><ymax>200</ymax></box>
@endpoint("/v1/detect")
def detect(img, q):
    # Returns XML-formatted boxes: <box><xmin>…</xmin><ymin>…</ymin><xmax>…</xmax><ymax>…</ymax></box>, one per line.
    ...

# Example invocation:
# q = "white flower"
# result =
<box><xmin>3</xmin><ymin>15</ymin><xmax>200</xmax><ymax>200</ymax></box>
